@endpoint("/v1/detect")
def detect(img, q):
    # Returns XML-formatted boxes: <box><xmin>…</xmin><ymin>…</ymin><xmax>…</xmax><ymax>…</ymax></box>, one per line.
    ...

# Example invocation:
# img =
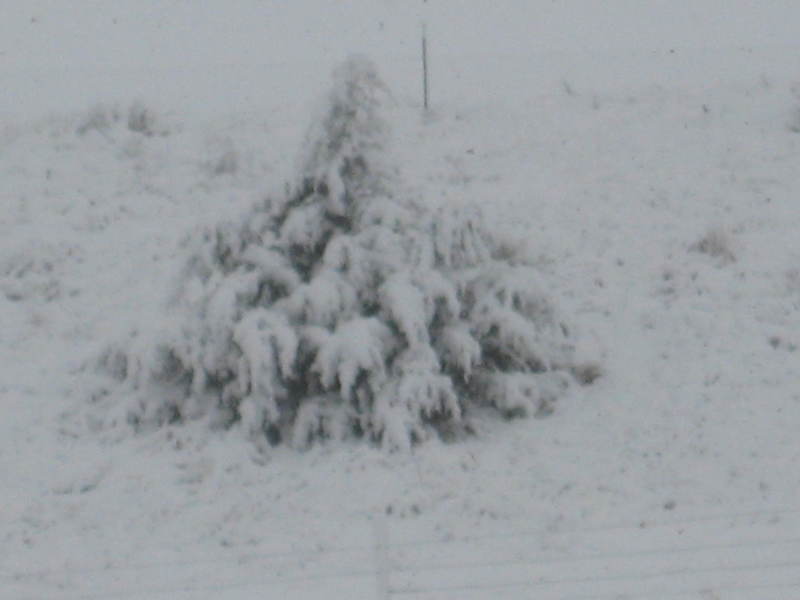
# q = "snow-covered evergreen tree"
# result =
<box><xmin>102</xmin><ymin>56</ymin><xmax>592</xmax><ymax>450</ymax></box>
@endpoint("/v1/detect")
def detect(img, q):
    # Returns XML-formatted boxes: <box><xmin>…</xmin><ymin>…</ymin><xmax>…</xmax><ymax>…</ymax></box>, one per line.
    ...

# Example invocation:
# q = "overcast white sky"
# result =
<box><xmin>2</xmin><ymin>1</ymin><xmax>799</xmax><ymax>118</ymax></box>
<box><xmin>3</xmin><ymin>1</ymin><xmax>798</xmax><ymax>67</ymax></box>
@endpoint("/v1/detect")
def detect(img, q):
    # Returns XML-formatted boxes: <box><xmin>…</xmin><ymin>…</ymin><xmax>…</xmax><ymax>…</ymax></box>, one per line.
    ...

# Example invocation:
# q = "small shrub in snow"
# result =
<box><xmin>212</xmin><ymin>150</ymin><xmax>238</xmax><ymax>176</ymax></box>
<box><xmin>76</xmin><ymin>104</ymin><xmax>122</xmax><ymax>136</ymax></box>
<box><xmin>0</xmin><ymin>242</ymin><xmax>79</xmax><ymax>302</ymax></box>
<box><xmin>689</xmin><ymin>227</ymin><xmax>736</xmax><ymax>264</ymax></box>
<box><xmin>102</xmin><ymin>56</ymin><xmax>591</xmax><ymax>450</ymax></box>
<box><xmin>786</xmin><ymin>268</ymin><xmax>800</xmax><ymax>294</ymax></box>
<box><xmin>76</xmin><ymin>102</ymin><xmax>169</xmax><ymax>137</ymax></box>
<box><xmin>788</xmin><ymin>107</ymin><xmax>800</xmax><ymax>134</ymax></box>
<box><xmin>127</xmin><ymin>101</ymin><xmax>162</xmax><ymax>136</ymax></box>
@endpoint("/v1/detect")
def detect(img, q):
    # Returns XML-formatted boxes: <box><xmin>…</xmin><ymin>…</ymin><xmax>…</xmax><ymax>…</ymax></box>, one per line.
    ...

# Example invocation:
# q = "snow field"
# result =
<box><xmin>4</xmin><ymin>72</ymin><xmax>799</xmax><ymax>596</ymax></box>
<box><xmin>6</xmin><ymin>506</ymin><xmax>800</xmax><ymax>598</ymax></box>
<box><xmin>3</xmin><ymin>2</ymin><xmax>800</xmax><ymax>597</ymax></box>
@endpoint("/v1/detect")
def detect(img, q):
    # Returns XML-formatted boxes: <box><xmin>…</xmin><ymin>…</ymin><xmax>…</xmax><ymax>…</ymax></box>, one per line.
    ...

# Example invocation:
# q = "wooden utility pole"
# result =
<box><xmin>422</xmin><ymin>22</ymin><xmax>429</xmax><ymax>110</ymax></box>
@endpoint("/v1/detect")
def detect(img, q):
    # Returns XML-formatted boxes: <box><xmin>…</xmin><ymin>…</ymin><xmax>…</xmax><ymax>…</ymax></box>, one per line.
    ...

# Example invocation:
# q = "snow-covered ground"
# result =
<box><xmin>3</xmin><ymin>2</ymin><xmax>800</xmax><ymax>598</ymax></box>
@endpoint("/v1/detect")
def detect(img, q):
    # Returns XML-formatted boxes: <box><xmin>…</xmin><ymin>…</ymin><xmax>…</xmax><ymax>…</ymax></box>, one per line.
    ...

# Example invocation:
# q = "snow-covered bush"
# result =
<box><xmin>102</xmin><ymin>56</ymin><xmax>592</xmax><ymax>450</ymax></box>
